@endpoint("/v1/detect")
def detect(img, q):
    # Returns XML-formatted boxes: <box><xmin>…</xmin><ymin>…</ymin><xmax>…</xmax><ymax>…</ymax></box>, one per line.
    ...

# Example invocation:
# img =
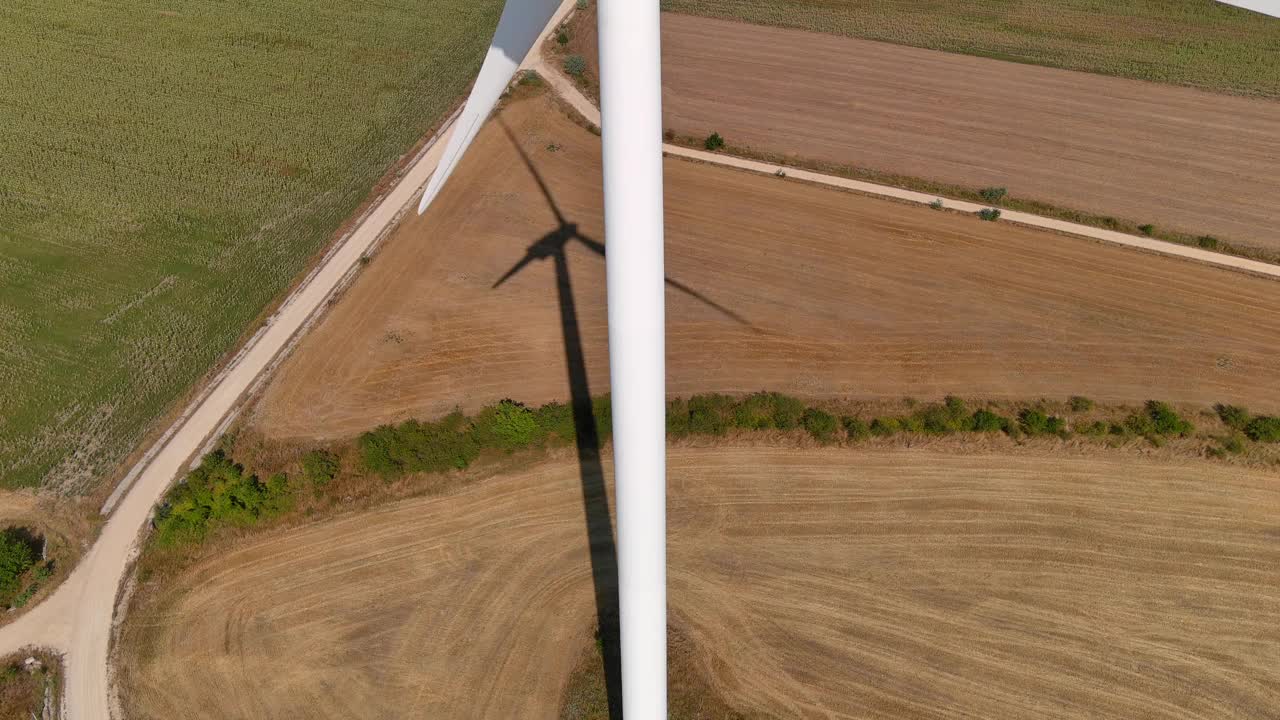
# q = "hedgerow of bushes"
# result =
<box><xmin>155</xmin><ymin>394</ymin><xmax>1274</xmax><ymax>549</ymax></box>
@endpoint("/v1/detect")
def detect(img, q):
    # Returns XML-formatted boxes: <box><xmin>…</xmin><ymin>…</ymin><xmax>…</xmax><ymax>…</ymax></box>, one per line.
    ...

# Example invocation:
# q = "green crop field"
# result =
<box><xmin>661</xmin><ymin>0</ymin><xmax>1280</xmax><ymax>98</ymax></box>
<box><xmin>0</xmin><ymin>0</ymin><xmax>502</xmax><ymax>491</ymax></box>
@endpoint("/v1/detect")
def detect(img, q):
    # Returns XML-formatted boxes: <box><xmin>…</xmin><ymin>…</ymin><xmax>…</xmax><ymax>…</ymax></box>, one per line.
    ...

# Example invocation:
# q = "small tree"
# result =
<box><xmin>971</xmin><ymin>409</ymin><xmax>1008</xmax><ymax>433</ymax></box>
<box><xmin>801</xmin><ymin>408</ymin><xmax>838</xmax><ymax>443</ymax></box>
<box><xmin>704</xmin><ymin>132</ymin><xmax>725</xmax><ymax>151</ymax></box>
<box><xmin>978</xmin><ymin>187</ymin><xmax>1007</xmax><ymax>204</ymax></box>
<box><xmin>929</xmin><ymin>198</ymin><xmax>944</xmax><ymax>210</ymax></box>
<box><xmin>1214</xmin><ymin>403</ymin><xmax>1250</xmax><ymax>430</ymax></box>
<box><xmin>977</xmin><ymin>208</ymin><xmax>1001</xmax><ymax>222</ymax></box>
<box><xmin>842</xmin><ymin>417</ymin><xmax>870</xmax><ymax>441</ymax></box>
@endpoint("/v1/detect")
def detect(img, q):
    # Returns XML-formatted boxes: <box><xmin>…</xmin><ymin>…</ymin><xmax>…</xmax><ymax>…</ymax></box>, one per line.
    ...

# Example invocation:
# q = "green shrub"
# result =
<box><xmin>899</xmin><ymin>415</ymin><xmax>926</xmax><ymax>433</ymax></box>
<box><xmin>977</xmin><ymin>208</ymin><xmax>1001</xmax><ymax>221</ymax></box>
<box><xmin>1068</xmin><ymin>396</ymin><xmax>1094</xmax><ymax>413</ymax></box>
<box><xmin>1145</xmin><ymin>400</ymin><xmax>1193</xmax><ymax>436</ymax></box>
<box><xmin>1077</xmin><ymin>420</ymin><xmax>1109</xmax><ymax>437</ymax></box>
<box><xmin>1123</xmin><ymin>411</ymin><xmax>1156</xmax><ymax>436</ymax></box>
<box><xmin>929</xmin><ymin>198</ymin><xmax>944</xmax><ymax>210</ymax></box>
<box><xmin>801</xmin><ymin>408</ymin><xmax>838</xmax><ymax>442</ymax></box>
<box><xmin>1138</xmin><ymin>224</ymin><xmax>1155</xmax><ymax>236</ymax></box>
<box><xmin>472</xmin><ymin>399</ymin><xmax>539</xmax><ymax>450</ymax></box>
<box><xmin>666</xmin><ymin>398</ymin><xmax>691</xmax><ymax>438</ymax></box>
<box><xmin>153</xmin><ymin>452</ymin><xmax>293</xmax><ymax>548</ymax></box>
<box><xmin>1245</xmin><ymin>416</ymin><xmax>1280</xmax><ymax>443</ymax></box>
<box><xmin>869</xmin><ymin>417</ymin><xmax>900</xmax><ymax>436</ymax></box>
<box><xmin>0</xmin><ymin>530</ymin><xmax>36</xmax><ymax>604</ymax></box>
<box><xmin>300</xmin><ymin>449</ymin><xmax>339</xmax><ymax>487</ymax></box>
<box><xmin>564</xmin><ymin>55</ymin><xmax>587</xmax><ymax>77</ymax></box>
<box><xmin>732</xmin><ymin>392</ymin><xmax>805</xmax><ymax>431</ymax></box>
<box><xmin>556</xmin><ymin>30</ymin><xmax>569</xmax><ymax>45</ymax></box>
<box><xmin>971</xmin><ymin>409</ymin><xmax>1008</xmax><ymax>433</ymax></box>
<box><xmin>1214</xmin><ymin>403</ymin><xmax>1250</xmax><ymax>430</ymax></box>
<box><xmin>704</xmin><ymin>132</ymin><xmax>725</xmax><ymax>151</ymax></box>
<box><xmin>916</xmin><ymin>398</ymin><xmax>971</xmax><ymax>434</ymax></box>
<box><xmin>534</xmin><ymin>401</ymin><xmax>576</xmax><ymax>443</ymax></box>
<box><xmin>1019</xmin><ymin>408</ymin><xmax>1066</xmax><ymax>436</ymax></box>
<box><xmin>576</xmin><ymin>0</ymin><xmax>588</xmax><ymax>8</ymax></box>
<box><xmin>842</xmin><ymin>417</ymin><xmax>870</xmax><ymax>441</ymax></box>
<box><xmin>1197</xmin><ymin>235</ymin><xmax>1219</xmax><ymax>250</ymax></box>
<box><xmin>687</xmin><ymin>393</ymin><xmax>735</xmax><ymax>436</ymax></box>
<box><xmin>358</xmin><ymin>412</ymin><xmax>480</xmax><ymax>477</ymax></box>
<box><xmin>593</xmin><ymin>395</ymin><xmax>613</xmax><ymax>443</ymax></box>
<box><xmin>978</xmin><ymin>186</ymin><xmax>1007</xmax><ymax>204</ymax></box>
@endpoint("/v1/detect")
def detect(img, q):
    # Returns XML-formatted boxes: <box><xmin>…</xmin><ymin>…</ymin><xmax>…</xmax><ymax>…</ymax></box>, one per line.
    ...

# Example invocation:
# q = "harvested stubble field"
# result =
<box><xmin>119</xmin><ymin>446</ymin><xmax>1280</xmax><ymax>719</ymax></box>
<box><xmin>652</xmin><ymin>13</ymin><xmax>1280</xmax><ymax>254</ymax></box>
<box><xmin>0</xmin><ymin>0</ymin><xmax>502</xmax><ymax>490</ymax></box>
<box><xmin>660</xmin><ymin>0</ymin><xmax>1280</xmax><ymax>98</ymax></box>
<box><xmin>250</xmin><ymin>95</ymin><xmax>1280</xmax><ymax>443</ymax></box>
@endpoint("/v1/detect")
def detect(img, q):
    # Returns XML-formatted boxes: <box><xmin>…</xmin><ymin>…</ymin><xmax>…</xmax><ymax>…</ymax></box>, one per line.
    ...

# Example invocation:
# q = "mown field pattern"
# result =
<box><xmin>660</xmin><ymin>0</ymin><xmax>1280</xmax><ymax>97</ymax></box>
<box><xmin>119</xmin><ymin>448</ymin><xmax>1280</xmax><ymax>719</ymax></box>
<box><xmin>0</xmin><ymin>0</ymin><xmax>501</xmax><ymax>490</ymax></box>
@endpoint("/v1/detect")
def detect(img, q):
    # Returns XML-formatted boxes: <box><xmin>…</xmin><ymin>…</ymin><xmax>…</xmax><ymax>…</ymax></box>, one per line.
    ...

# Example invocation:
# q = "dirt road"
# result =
<box><xmin>659</xmin><ymin>14</ymin><xmax>1280</xmax><ymax>253</ymax></box>
<box><xmin>251</xmin><ymin>95</ymin><xmax>1280</xmax><ymax>443</ymax></box>
<box><xmin>119</xmin><ymin>446</ymin><xmax>1280</xmax><ymax>719</ymax></box>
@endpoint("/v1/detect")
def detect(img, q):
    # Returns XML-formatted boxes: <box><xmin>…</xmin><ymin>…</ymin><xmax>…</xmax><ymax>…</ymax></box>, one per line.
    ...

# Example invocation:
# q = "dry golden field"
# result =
<box><xmin>119</xmin><ymin>446</ymin><xmax>1280</xmax><ymax>719</ymax></box>
<box><xmin>248</xmin><ymin>95</ymin><xmax>1280</xmax><ymax>442</ymax></box>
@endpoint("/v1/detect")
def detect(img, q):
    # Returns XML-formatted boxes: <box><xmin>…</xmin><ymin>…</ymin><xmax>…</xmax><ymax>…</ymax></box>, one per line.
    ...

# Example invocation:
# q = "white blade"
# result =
<box><xmin>417</xmin><ymin>0</ymin><xmax>563</xmax><ymax>214</ymax></box>
<box><xmin>1215</xmin><ymin>0</ymin><xmax>1280</xmax><ymax>17</ymax></box>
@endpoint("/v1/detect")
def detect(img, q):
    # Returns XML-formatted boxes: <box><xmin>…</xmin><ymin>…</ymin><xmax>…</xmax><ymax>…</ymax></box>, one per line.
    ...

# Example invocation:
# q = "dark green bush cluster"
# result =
<box><xmin>0</xmin><ymin>529</ymin><xmax>36</xmax><ymax>604</ymax></box>
<box><xmin>977</xmin><ymin>208</ymin><xmax>1001</xmax><ymax>221</ymax></box>
<box><xmin>668</xmin><ymin>392</ymin><xmax>803</xmax><ymax>437</ymax></box>
<box><xmin>301</xmin><ymin>449</ymin><xmax>339</xmax><ymax>487</ymax></box>
<box><xmin>358</xmin><ymin>398</ymin><xmax>613</xmax><ymax>479</ymax></box>
<box><xmin>1122</xmin><ymin>401</ymin><xmax>1194</xmax><ymax>438</ymax></box>
<box><xmin>704</xmin><ymin>132</ymin><xmax>725</xmax><ymax>151</ymax></box>
<box><xmin>978</xmin><ymin>186</ymin><xmax>1008</xmax><ymax>204</ymax></box>
<box><xmin>1214</xmin><ymin>403</ymin><xmax>1280</xmax><ymax>443</ymax></box>
<box><xmin>1018</xmin><ymin>408</ymin><xmax>1066</xmax><ymax>436</ymax></box>
<box><xmin>1068</xmin><ymin>395</ymin><xmax>1094</xmax><ymax>412</ymax></box>
<box><xmin>153</xmin><ymin>451</ymin><xmax>292</xmax><ymax>548</ymax></box>
<box><xmin>802</xmin><ymin>408</ymin><xmax>838</xmax><ymax>443</ymax></box>
<box><xmin>564</xmin><ymin>54</ymin><xmax>587</xmax><ymax>77</ymax></box>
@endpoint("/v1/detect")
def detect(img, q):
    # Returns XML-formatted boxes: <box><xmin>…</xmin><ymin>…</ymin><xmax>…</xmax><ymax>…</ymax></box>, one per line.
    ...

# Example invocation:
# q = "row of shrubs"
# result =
<box><xmin>354</xmin><ymin>394</ymin><xmax>1246</xmax><ymax>481</ymax></box>
<box><xmin>158</xmin><ymin>395</ymin><xmax>1276</xmax><ymax>548</ymax></box>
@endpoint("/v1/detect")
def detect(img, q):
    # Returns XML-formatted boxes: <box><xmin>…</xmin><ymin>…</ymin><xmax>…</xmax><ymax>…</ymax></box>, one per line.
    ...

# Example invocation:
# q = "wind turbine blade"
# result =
<box><xmin>417</xmin><ymin>0</ymin><xmax>563</xmax><ymax>215</ymax></box>
<box><xmin>1214</xmin><ymin>0</ymin><xmax>1280</xmax><ymax>17</ymax></box>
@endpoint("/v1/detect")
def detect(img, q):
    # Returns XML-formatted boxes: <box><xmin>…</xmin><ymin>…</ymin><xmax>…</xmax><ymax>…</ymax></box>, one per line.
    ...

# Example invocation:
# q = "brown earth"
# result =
<box><xmin>655</xmin><ymin>14</ymin><xmax>1280</xmax><ymax>252</ymax></box>
<box><xmin>248</xmin><ymin>95</ymin><xmax>1280</xmax><ymax>442</ymax></box>
<box><xmin>118</xmin><ymin>446</ymin><xmax>1280</xmax><ymax>719</ymax></box>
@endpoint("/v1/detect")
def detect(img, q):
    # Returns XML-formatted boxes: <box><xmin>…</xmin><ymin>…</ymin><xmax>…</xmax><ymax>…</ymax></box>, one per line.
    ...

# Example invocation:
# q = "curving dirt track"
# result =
<box><xmin>119</xmin><ymin>446</ymin><xmax>1280</xmax><ymax>719</ymax></box>
<box><xmin>248</xmin><ymin>96</ymin><xmax>1280</xmax><ymax>442</ymax></box>
<box><xmin>658</xmin><ymin>14</ymin><xmax>1280</xmax><ymax>252</ymax></box>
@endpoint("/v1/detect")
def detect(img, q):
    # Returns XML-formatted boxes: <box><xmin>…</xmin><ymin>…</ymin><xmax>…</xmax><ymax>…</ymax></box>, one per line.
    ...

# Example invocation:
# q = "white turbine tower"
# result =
<box><xmin>418</xmin><ymin>1</ymin><xmax>667</xmax><ymax>717</ymax></box>
<box><xmin>417</xmin><ymin>1</ymin><xmax>1280</xmax><ymax>718</ymax></box>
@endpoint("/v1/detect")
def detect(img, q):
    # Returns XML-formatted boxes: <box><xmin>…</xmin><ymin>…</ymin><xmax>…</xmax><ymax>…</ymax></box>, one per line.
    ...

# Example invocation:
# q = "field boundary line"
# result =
<box><xmin>529</xmin><ymin>50</ymin><xmax>1280</xmax><ymax>281</ymax></box>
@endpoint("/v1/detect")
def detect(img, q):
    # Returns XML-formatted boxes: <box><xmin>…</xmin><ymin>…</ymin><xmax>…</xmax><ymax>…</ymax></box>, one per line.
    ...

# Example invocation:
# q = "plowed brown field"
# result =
<box><xmin>119</xmin><ymin>447</ymin><xmax>1280</xmax><ymax>719</ymax></box>
<box><xmin>248</xmin><ymin>96</ymin><xmax>1280</xmax><ymax>442</ymax></box>
<box><xmin>659</xmin><ymin>14</ymin><xmax>1280</xmax><ymax>252</ymax></box>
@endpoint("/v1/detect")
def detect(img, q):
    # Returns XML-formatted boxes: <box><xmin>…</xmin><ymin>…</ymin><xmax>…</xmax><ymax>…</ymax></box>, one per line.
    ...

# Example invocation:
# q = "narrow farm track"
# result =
<box><xmin>659</xmin><ymin>14</ymin><xmax>1280</xmax><ymax>253</ymax></box>
<box><xmin>251</xmin><ymin>95</ymin><xmax>1280</xmax><ymax>442</ymax></box>
<box><xmin>119</xmin><ymin>447</ymin><xmax>1280</xmax><ymax>719</ymax></box>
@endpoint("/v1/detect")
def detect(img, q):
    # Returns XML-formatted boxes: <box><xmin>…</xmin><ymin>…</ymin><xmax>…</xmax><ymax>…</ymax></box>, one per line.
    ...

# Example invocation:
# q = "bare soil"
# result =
<box><xmin>248</xmin><ymin>95</ymin><xmax>1280</xmax><ymax>443</ymax></box>
<box><xmin>118</xmin><ymin>446</ymin><xmax>1280</xmax><ymax>719</ymax></box>
<box><xmin>657</xmin><ymin>14</ymin><xmax>1280</xmax><ymax>252</ymax></box>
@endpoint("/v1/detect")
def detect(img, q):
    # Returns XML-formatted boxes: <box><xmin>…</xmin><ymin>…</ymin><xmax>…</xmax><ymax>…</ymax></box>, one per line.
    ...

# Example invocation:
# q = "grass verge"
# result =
<box><xmin>0</xmin><ymin>650</ymin><xmax>60</xmax><ymax>720</ymax></box>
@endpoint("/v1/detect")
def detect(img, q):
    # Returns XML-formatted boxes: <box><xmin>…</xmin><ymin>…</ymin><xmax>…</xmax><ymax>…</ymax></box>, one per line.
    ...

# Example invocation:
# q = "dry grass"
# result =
<box><xmin>247</xmin><ymin>94</ymin><xmax>1280</xmax><ymax>445</ymax></box>
<box><xmin>118</xmin><ymin>446</ymin><xmax>1280</xmax><ymax>719</ymax></box>
<box><xmin>0</xmin><ymin>650</ymin><xmax>59</xmax><ymax>720</ymax></box>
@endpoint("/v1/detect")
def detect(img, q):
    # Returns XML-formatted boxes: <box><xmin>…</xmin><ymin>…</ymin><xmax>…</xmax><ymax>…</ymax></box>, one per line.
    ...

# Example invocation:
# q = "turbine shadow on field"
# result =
<box><xmin>491</xmin><ymin>118</ymin><xmax>752</xmax><ymax>717</ymax></box>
